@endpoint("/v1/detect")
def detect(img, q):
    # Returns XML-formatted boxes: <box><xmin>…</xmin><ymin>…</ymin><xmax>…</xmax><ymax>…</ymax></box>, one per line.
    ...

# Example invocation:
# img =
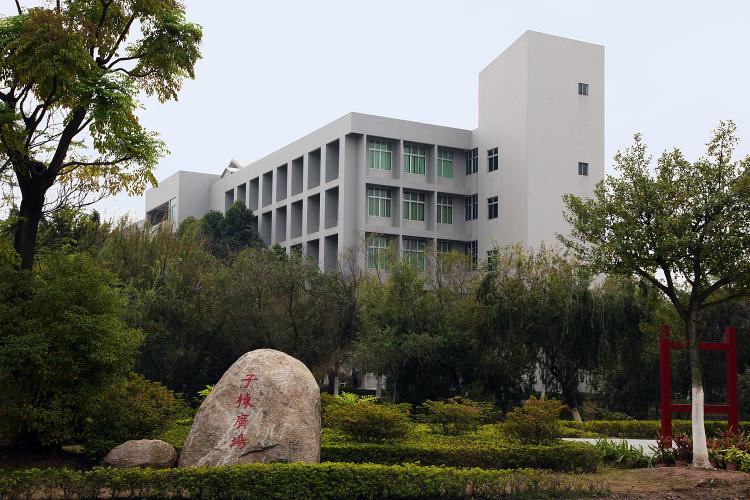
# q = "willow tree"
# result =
<box><xmin>0</xmin><ymin>1</ymin><xmax>202</xmax><ymax>269</ymax></box>
<box><xmin>560</xmin><ymin>121</ymin><xmax>750</xmax><ymax>467</ymax></box>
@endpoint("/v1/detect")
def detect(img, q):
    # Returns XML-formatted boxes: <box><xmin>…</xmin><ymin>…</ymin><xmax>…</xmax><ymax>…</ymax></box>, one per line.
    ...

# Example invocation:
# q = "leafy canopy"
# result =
<box><xmin>0</xmin><ymin>0</ymin><xmax>202</xmax><ymax>203</ymax></box>
<box><xmin>560</xmin><ymin>121</ymin><xmax>750</xmax><ymax>317</ymax></box>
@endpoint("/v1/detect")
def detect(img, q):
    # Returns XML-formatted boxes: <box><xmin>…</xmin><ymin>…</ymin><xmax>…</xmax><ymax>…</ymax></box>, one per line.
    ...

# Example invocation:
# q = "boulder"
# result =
<box><xmin>104</xmin><ymin>439</ymin><xmax>177</xmax><ymax>468</ymax></box>
<box><xmin>179</xmin><ymin>349</ymin><xmax>320</xmax><ymax>467</ymax></box>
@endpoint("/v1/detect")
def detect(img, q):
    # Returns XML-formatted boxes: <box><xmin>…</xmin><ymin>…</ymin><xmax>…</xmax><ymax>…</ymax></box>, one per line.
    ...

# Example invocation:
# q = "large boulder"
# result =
<box><xmin>179</xmin><ymin>349</ymin><xmax>320</xmax><ymax>467</ymax></box>
<box><xmin>104</xmin><ymin>439</ymin><xmax>177</xmax><ymax>468</ymax></box>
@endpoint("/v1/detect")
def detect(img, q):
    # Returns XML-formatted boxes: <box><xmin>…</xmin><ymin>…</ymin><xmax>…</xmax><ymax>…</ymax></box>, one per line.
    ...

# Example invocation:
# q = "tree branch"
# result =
<box><xmin>102</xmin><ymin>15</ymin><xmax>136</xmax><ymax>65</ymax></box>
<box><xmin>703</xmin><ymin>290</ymin><xmax>750</xmax><ymax>309</ymax></box>
<box><xmin>61</xmin><ymin>156</ymin><xmax>131</xmax><ymax>169</ymax></box>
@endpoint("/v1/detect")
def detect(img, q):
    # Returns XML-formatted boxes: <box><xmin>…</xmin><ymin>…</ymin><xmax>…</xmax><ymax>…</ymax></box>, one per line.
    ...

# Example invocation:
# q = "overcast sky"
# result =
<box><xmin>6</xmin><ymin>1</ymin><xmax>750</xmax><ymax>220</ymax></box>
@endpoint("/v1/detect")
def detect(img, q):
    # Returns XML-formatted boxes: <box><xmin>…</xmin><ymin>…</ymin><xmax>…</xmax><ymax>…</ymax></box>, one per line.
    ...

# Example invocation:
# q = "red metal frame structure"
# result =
<box><xmin>659</xmin><ymin>324</ymin><xmax>739</xmax><ymax>445</ymax></box>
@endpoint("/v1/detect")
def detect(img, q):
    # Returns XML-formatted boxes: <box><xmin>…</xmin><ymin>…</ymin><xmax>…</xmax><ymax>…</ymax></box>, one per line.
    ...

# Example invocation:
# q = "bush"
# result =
<box><xmin>81</xmin><ymin>373</ymin><xmax>188</xmax><ymax>457</ymax></box>
<box><xmin>0</xmin><ymin>463</ymin><xmax>607</xmax><ymax>499</ymax></box>
<box><xmin>504</xmin><ymin>397</ymin><xmax>565</xmax><ymax>445</ymax></box>
<box><xmin>321</xmin><ymin>441</ymin><xmax>602</xmax><ymax>472</ymax></box>
<box><xmin>562</xmin><ymin>420</ymin><xmax>750</xmax><ymax>439</ymax></box>
<box><xmin>0</xmin><ymin>252</ymin><xmax>144</xmax><ymax>447</ymax></box>
<box><xmin>594</xmin><ymin>439</ymin><xmax>652</xmax><ymax>468</ymax></box>
<box><xmin>331</xmin><ymin>401</ymin><xmax>412</xmax><ymax>442</ymax></box>
<box><xmin>418</xmin><ymin>398</ymin><xmax>494</xmax><ymax>435</ymax></box>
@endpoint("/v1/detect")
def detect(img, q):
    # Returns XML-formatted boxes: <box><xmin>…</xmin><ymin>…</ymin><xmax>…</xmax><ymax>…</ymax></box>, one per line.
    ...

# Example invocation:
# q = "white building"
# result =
<box><xmin>145</xmin><ymin>31</ymin><xmax>604</xmax><ymax>270</ymax></box>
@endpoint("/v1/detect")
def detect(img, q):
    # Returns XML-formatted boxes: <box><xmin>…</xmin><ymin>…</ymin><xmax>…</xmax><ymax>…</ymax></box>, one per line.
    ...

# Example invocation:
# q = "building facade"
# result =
<box><xmin>145</xmin><ymin>31</ymin><xmax>604</xmax><ymax>271</ymax></box>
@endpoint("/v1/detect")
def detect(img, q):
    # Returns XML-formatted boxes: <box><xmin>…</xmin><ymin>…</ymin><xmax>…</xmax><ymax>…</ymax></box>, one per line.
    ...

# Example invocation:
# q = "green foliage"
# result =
<box><xmin>504</xmin><ymin>398</ymin><xmax>565</xmax><ymax>445</ymax></box>
<box><xmin>594</xmin><ymin>439</ymin><xmax>652</xmax><ymax>468</ymax></box>
<box><xmin>418</xmin><ymin>398</ymin><xmax>494</xmax><ymax>435</ymax></box>
<box><xmin>196</xmin><ymin>202</ymin><xmax>264</xmax><ymax>259</ymax></box>
<box><xmin>562</xmin><ymin>420</ymin><xmax>750</xmax><ymax>439</ymax></box>
<box><xmin>0</xmin><ymin>251</ymin><xmax>143</xmax><ymax>447</ymax></box>
<box><xmin>321</xmin><ymin>441</ymin><xmax>602</xmax><ymax>472</ymax></box>
<box><xmin>156</xmin><ymin>417</ymin><xmax>194</xmax><ymax>452</ymax></box>
<box><xmin>328</xmin><ymin>400</ymin><xmax>412</xmax><ymax>442</ymax></box>
<box><xmin>80</xmin><ymin>373</ymin><xmax>187</xmax><ymax>458</ymax></box>
<box><xmin>0</xmin><ymin>463</ymin><xmax>605</xmax><ymax>500</ymax></box>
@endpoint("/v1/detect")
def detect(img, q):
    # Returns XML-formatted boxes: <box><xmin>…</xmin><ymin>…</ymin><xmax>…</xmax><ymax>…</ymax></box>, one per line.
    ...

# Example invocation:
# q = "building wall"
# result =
<box><xmin>144</xmin><ymin>31</ymin><xmax>604</xmax><ymax>270</ymax></box>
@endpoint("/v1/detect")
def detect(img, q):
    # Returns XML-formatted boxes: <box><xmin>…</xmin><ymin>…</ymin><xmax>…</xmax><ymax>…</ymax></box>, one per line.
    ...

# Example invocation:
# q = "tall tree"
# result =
<box><xmin>560</xmin><ymin>121</ymin><xmax>750</xmax><ymax>467</ymax></box>
<box><xmin>0</xmin><ymin>1</ymin><xmax>201</xmax><ymax>268</ymax></box>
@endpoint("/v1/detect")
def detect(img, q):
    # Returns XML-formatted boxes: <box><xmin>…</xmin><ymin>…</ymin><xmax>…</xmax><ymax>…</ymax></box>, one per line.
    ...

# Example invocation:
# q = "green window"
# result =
<box><xmin>403</xmin><ymin>144</ymin><xmax>426</xmax><ymax>175</ymax></box>
<box><xmin>367</xmin><ymin>235</ymin><xmax>389</xmax><ymax>269</ymax></box>
<box><xmin>402</xmin><ymin>191</ymin><xmax>425</xmax><ymax>221</ymax></box>
<box><xmin>437</xmin><ymin>149</ymin><xmax>454</xmax><ymax>178</ymax></box>
<box><xmin>437</xmin><ymin>194</ymin><xmax>453</xmax><ymax>224</ymax></box>
<box><xmin>368</xmin><ymin>140</ymin><xmax>392</xmax><ymax>170</ymax></box>
<box><xmin>367</xmin><ymin>187</ymin><xmax>391</xmax><ymax>217</ymax></box>
<box><xmin>437</xmin><ymin>240</ymin><xmax>452</xmax><ymax>254</ymax></box>
<box><xmin>402</xmin><ymin>237</ymin><xmax>426</xmax><ymax>270</ymax></box>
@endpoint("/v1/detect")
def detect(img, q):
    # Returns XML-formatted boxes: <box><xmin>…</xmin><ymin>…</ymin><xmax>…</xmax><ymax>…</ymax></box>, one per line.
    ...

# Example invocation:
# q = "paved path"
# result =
<box><xmin>563</xmin><ymin>438</ymin><xmax>661</xmax><ymax>456</ymax></box>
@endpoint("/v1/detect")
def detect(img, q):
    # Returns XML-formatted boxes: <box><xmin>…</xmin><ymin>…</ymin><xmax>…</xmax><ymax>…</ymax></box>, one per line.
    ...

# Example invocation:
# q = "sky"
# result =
<box><xmin>5</xmin><ymin>0</ymin><xmax>750</xmax><ymax>220</ymax></box>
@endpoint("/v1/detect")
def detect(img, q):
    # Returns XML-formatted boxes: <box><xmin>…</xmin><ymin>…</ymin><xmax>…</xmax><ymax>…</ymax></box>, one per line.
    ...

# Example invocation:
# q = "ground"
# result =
<box><xmin>587</xmin><ymin>467</ymin><xmax>750</xmax><ymax>499</ymax></box>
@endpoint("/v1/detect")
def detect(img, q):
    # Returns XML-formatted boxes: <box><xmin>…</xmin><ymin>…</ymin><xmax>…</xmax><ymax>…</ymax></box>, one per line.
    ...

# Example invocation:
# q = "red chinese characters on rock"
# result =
<box><xmin>229</xmin><ymin>372</ymin><xmax>258</xmax><ymax>450</ymax></box>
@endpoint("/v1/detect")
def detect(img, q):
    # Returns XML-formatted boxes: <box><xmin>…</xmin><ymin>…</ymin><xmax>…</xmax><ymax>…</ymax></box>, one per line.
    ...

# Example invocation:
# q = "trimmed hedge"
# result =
<box><xmin>321</xmin><ymin>441</ymin><xmax>602</xmax><ymax>472</ymax></box>
<box><xmin>0</xmin><ymin>463</ymin><xmax>607</xmax><ymax>499</ymax></box>
<box><xmin>561</xmin><ymin>420</ymin><xmax>750</xmax><ymax>439</ymax></box>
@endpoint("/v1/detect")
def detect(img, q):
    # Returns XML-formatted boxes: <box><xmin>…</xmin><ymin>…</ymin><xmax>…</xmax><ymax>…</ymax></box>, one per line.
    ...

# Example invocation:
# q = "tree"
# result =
<box><xmin>560</xmin><ymin>121</ymin><xmax>750</xmax><ymax>467</ymax></box>
<box><xmin>196</xmin><ymin>202</ymin><xmax>264</xmax><ymax>259</ymax></box>
<box><xmin>0</xmin><ymin>247</ymin><xmax>144</xmax><ymax>447</ymax></box>
<box><xmin>0</xmin><ymin>1</ymin><xmax>202</xmax><ymax>269</ymax></box>
<box><xmin>477</xmin><ymin>245</ymin><xmax>603</xmax><ymax>420</ymax></box>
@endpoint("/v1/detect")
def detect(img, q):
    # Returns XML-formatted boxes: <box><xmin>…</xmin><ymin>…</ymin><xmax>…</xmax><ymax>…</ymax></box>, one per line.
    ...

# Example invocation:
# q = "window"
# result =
<box><xmin>578</xmin><ymin>162</ymin><xmax>589</xmax><ymax>176</ymax></box>
<box><xmin>437</xmin><ymin>240</ymin><xmax>452</xmax><ymax>255</ymax></box>
<box><xmin>465</xmin><ymin>240</ymin><xmax>478</xmax><ymax>270</ymax></box>
<box><xmin>466</xmin><ymin>148</ymin><xmax>478</xmax><ymax>174</ymax></box>
<box><xmin>464</xmin><ymin>194</ymin><xmax>478</xmax><ymax>221</ymax></box>
<box><xmin>368</xmin><ymin>139</ymin><xmax>392</xmax><ymax>170</ymax></box>
<box><xmin>168</xmin><ymin>198</ymin><xmax>177</xmax><ymax>222</ymax></box>
<box><xmin>437</xmin><ymin>149</ymin><xmax>454</xmax><ymax>178</ymax></box>
<box><xmin>403</xmin><ymin>144</ymin><xmax>426</xmax><ymax>175</ymax></box>
<box><xmin>367</xmin><ymin>235</ymin><xmax>390</xmax><ymax>269</ymax></box>
<box><xmin>402</xmin><ymin>191</ymin><xmax>425</xmax><ymax>221</ymax></box>
<box><xmin>488</xmin><ymin>196</ymin><xmax>499</xmax><ymax>219</ymax></box>
<box><xmin>402</xmin><ymin>237</ymin><xmax>426</xmax><ymax>269</ymax></box>
<box><xmin>578</xmin><ymin>82</ymin><xmax>589</xmax><ymax>96</ymax></box>
<box><xmin>437</xmin><ymin>195</ymin><xmax>453</xmax><ymax>224</ymax></box>
<box><xmin>367</xmin><ymin>187</ymin><xmax>392</xmax><ymax>217</ymax></box>
<box><xmin>488</xmin><ymin>147</ymin><xmax>498</xmax><ymax>172</ymax></box>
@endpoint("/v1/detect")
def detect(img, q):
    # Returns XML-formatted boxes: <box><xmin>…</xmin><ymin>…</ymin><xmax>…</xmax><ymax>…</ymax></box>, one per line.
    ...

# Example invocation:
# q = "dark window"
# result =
<box><xmin>465</xmin><ymin>240</ymin><xmax>478</xmax><ymax>269</ymax></box>
<box><xmin>578</xmin><ymin>82</ymin><xmax>589</xmax><ymax>96</ymax></box>
<box><xmin>488</xmin><ymin>196</ymin><xmax>499</xmax><ymax>219</ymax></box>
<box><xmin>464</xmin><ymin>194</ymin><xmax>478</xmax><ymax>221</ymax></box>
<box><xmin>578</xmin><ymin>162</ymin><xmax>589</xmax><ymax>176</ymax></box>
<box><xmin>465</xmin><ymin>148</ymin><xmax>479</xmax><ymax>175</ymax></box>
<box><xmin>488</xmin><ymin>147</ymin><xmax>499</xmax><ymax>172</ymax></box>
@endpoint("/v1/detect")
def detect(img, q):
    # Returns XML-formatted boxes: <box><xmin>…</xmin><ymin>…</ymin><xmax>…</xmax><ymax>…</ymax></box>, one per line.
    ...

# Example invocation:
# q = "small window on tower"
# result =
<box><xmin>578</xmin><ymin>82</ymin><xmax>589</xmax><ymax>96</ymax></box>
<box><xmin>578</xmin><ymin>162</ymin><xmax>589</xmax><ymax>176</ymax></box>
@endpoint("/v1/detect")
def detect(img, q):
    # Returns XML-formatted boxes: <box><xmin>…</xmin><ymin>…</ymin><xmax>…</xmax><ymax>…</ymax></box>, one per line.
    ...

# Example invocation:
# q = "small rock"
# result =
<box><xmin>179</xmin><ymin>349</ymin><xmax>320</xmax><ymax>467</ymax></box>
<box><xmin>104</xmin><ymin>439</ymin><xmax>177</xmax><ymax>468</ymax></box>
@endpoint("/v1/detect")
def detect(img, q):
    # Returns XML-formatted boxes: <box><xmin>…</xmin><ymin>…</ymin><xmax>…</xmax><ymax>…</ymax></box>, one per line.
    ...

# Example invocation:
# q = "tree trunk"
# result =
<box><xmin>571</xmin><ymin>407</ymin><xmax>583</xmax><ymax>422</ymax></box>
<box><xmin>687</xmin><ymin>309</ymin><xmax>711</xmax><ymax>468</ymax></box>
<box><xmin>13</xmin><ymin>177</ymin><xmax>46</xmax><ymax>270</ymax></box>
<box><xmin>375</xmin><ymin>374</ymin><xmax>382</xmax><ymax>398</ymax></box>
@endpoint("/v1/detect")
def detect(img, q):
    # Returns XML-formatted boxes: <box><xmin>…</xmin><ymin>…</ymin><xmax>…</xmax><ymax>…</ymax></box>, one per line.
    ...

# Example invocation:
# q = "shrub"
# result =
<box><xmin>321</xmin><ymin>441</ymin><xmax>602</xmax><ymax>472</ymax></box>
<box><xmin>333</xmin><ymin>401</ymin><xmax>411</xmax><ymax>442</ymax></box>
<box><xmin>504</xmin><ymin>397</ymin><xmax>564</xmax><ymax>445</ymax></box>
<box><xmin>594</xmin><ymin>439</ymin><xmax>652</xmax><ymax>468</ymax></box>
<box><xmin>0</xmin><ymin>252</ymin><xmax>144</xmax><ymax>447</ymax></box>
<box><xmin>562</xmin><ymin>420</ymin><xmax>750</xmax><ymax>439</ymax></box>
<box><xmin>0</xmin><ymin>463</ymin><xmax>606</xmax><ymax>499</ymax></box>
<box><xmin>81</xmin><ymin>373</ymin><xmax>188</xmax><ymax>457</ymax></box>
<box><xmin>418</xmin><ymin>397</ymin><xmax>494</xmax><ymax>435</ymax></box>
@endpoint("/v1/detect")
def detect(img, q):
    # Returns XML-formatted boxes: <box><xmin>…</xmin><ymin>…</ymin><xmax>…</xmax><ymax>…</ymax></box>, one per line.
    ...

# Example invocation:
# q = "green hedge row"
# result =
<box><xmin>561</xmin><ymin>420</ymin><xmax>750</xmax><ymax>439</ymax></box>
<box><xmin>0</xmin><ymin>463</ymin><xmax>606</xmax><ymax>499</ymax></box>
<box><xmin>321</xmin><ymin>441</ymin><xmax>602</xmax><ymax>472</ymax></box>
